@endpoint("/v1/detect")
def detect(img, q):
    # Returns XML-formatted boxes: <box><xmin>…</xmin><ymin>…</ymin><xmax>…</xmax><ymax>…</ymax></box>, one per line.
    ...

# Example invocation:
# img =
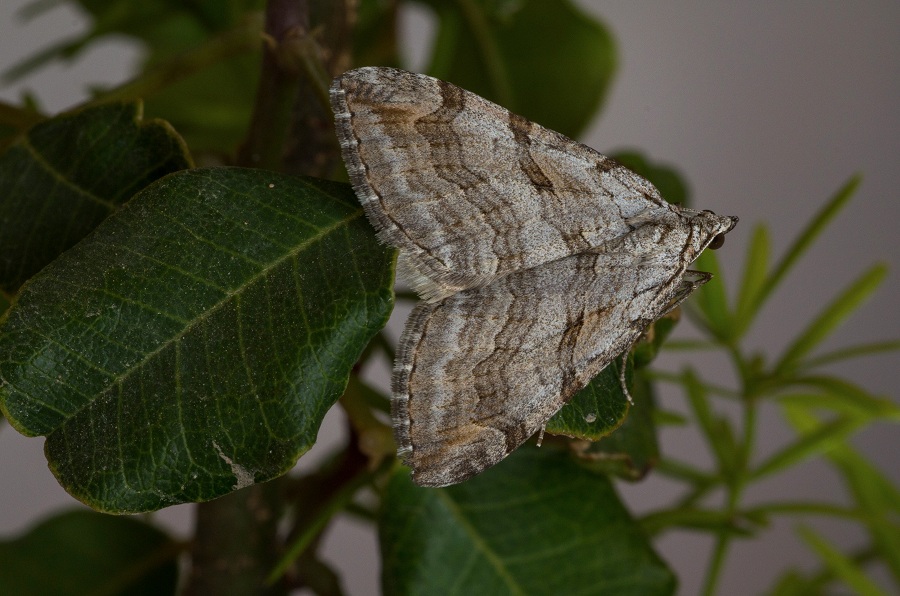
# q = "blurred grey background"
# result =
<box><xmin>1</xmin><ymin>1</ymin><xmax>898</xmax><ymax>594</ymax></box>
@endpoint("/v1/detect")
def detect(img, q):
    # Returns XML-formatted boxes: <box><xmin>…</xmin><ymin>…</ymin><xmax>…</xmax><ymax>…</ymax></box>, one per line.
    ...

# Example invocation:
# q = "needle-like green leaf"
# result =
<box><xmin>775</xmin><ymin>264</ymin><xmax>887</xmax><ymax>375</ymax></box>
<box><xmin>799</xmin><ymin>340</ymin><xmax>900</xmax><ymax>370</ymax></box>
<box><xmin>777</xmin><ymin>393</ymin><xmax>900</xmax><ymax>421</ymax></box>
<box><xmin>796</xmin><ymin>525</ymin><xmax>888</xmax><ymax>596</ymax></box>
<box><xmin>691</xmin><ymin>249</ymin><xmax>732</xmax><ymax>340</ymax></box>
<box><xmin>751</xmin><ymin>414</ymin><xmax>864</xmax><ymax>481</ymax></box>
<box><xmin>682</xmin><ymin>369</ymin><xmax>736</xmax><ymax>475</ymax></box>
<box><xmin>732</xmin><ymin>223</ymin><xmax>771</xmax><ymax>337</ymax></box>
<box><xmin>784</xmin><ymin>406</ymin><xmax>900</xmax><ymax>585</ymax></box>
<box><xmin>752</xmin><ymin>175</ymin><xmax>860</xmax><ymax>317</ymax></box>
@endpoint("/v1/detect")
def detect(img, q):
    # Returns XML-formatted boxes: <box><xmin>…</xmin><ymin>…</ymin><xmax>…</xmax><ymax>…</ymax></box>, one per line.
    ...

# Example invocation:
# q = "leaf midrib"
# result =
<box><xmin>437</xmin><ymin>489</ymin><xmax>527</xmax><ymax>596</ymax></box>
<box><xmin>20</xmin><ymin>132</ymin><xmax>118</xmax><ymax>211</ymax></box>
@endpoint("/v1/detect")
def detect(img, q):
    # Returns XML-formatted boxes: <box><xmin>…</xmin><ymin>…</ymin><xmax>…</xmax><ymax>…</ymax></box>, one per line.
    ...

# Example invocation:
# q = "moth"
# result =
<box><xmin>331</xmin><ymin>67</ymin><xmax>737</xmax><ymax>487</ymax></box>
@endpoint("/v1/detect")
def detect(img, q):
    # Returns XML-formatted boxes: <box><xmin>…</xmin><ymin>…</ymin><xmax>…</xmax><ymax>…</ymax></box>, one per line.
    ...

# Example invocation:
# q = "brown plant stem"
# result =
<box><xmin>269</xmin><ymin>428</ymin><xmax>377</xmax><ymax>587</ymax></box>
<box><xmin>187</xmin><ymin>2</ymin><xmax>359</xmax><ymax>594</ymax></box>
<box><xmin>236</xmin><ymin>0</ymin><xmax>354</xmax><ymax>175</ymax></box>
<box><xmin>280</xmin><ymin>0</ymin><xmax>355</xmax><ymax>178</ymax></box>
<box><xmin>185</xmin><ymin>480</ymin><xmax>288</xmax><ymax>596</ymax></box>
<box><xmin>235</xmin><ymin>0</ymin><xmax>309</xmax><ymax>171</ymax></box>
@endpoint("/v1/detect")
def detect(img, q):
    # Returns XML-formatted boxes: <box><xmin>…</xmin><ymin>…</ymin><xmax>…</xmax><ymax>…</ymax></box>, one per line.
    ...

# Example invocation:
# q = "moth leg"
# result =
<box><xmin>618</xmin><ymin>351</ymin><xmax>634</xmax><ymax>404</ymax></box>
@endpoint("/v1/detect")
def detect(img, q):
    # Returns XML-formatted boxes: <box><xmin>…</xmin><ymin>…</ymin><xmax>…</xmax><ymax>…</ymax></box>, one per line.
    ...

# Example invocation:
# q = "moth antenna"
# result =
<box><xmin>536</xmin><ymin>425</ymin><xmax>546</xmax><ymax>447</ymax></box>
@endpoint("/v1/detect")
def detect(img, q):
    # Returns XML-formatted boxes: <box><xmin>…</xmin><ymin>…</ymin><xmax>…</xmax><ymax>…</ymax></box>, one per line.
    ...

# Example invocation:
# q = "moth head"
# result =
<box><xmin>693</xmin><ymin>209</ymin><xmax>739</xmax><ymax>252</ymax></box>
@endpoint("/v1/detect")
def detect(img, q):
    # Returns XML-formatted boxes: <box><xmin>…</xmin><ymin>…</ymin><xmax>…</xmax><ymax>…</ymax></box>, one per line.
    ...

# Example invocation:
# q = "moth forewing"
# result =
<box><xmin>331</xmin><ymin>66</ymin><xmax>738</xmax><ymax>486</ymax></box>
<box><xmin>332</xmin><ymin>67</ymin><xmax>679</xmax><ymax>299</ymax></box>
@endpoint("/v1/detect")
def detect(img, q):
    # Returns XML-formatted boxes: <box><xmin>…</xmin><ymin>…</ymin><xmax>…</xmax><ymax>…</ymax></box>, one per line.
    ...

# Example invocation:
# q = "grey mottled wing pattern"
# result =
<box><xmin>331</xmin><ymin>67</ymin><xmax>672</xmax><ymax>301</ymax></box>
<box><xmin>330</xmin><ymin>66</ymin><xmax>739</xmax><ymax>487</ymax></box>
<box><xmin>392</xmin><ymin>252</ymin><xmax>710</xmax><ymax>487</ymax></box>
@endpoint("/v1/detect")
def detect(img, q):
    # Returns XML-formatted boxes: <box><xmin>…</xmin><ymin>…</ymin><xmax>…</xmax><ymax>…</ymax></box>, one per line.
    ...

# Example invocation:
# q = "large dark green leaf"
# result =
<box><xmin>380</xmin><ymin>446</ymin><xmax>675</xmax><ymax>596</ymax></box>
<box><xmin>0</xmin><ymin>168</ymin><xmax>394</xmax><ymax>512</ymax></box>
<box><xmin>416</xmin><ymin>0</ymin><xmax>616</xmax><ymax>139</ymax></box>
<box><xmin>0</xmin><ymin>102</ymin><xmax>191</xmax><ymax>292</ymax></box>
<box><xmin>0</xmin><ymin>509</ymin><xmax>179</xmax><ymax>596</ymax></box>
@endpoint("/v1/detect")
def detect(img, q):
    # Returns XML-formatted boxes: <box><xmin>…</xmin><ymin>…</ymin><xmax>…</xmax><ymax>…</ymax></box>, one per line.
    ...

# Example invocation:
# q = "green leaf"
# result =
<box><xmin>800</xmin><ymin>340</ymin><xmax>900</xmax><ymax>370</ymax></box>
<box><xmin>0</xmin><ymin>509</ymin><xmax>179</xmax><ymax>596</ymax></box>
<box><xmin>777</xmin><ymin>393</ymin><xmax>900</xmax><ymax>421</ymax></box>
<box><xmin>545</xmin><ymin>355</ymin><xmax>630</xmax><ymax>440</ymax></box>
<box><xmin>573</xmin><ymin>373</ymin><xmax>661</xmax><ymax>480</ymax></box>
<box><xmin>751</xmin><ymin>412</ymin><xmax>865</xmax><ymax>481</ymax></box>
<box><xmin>0</xmin><ymin>168</ymin><xmax>395</xmax><ymax>512</ymax></box>
<box><xmin>653</xmin><ymin>408</ymin><xmax>689</xmax><ymax>427</ymax></box>
<box><xmin>655</xmin><ymin>458</ymin><xmax>715</xmax><ymax>485</ymax></box>
<box><xmin>11</xmin><ymin>0</ymin><xmax>264</xmax><ymax>78</ymax></box>
<box><xmin>10</xmin><ymin>2</ymin><xmax>264</xmax><ymax>154</ymax></box>
<box><xmin>418</xmin><ymin>0</ymin><xmax>616</xmax><ymax>139</ymax></box>
<box><xmin>753</xmin><ymin>175</ymin><xmax>861</xmax><ymax>317</ymax></box>
<box><xmin>682</xmin><ymin>369</ymin><xmax>737</xmax><ymax>475</ymax></box>
<box><xmin>732</xmin><ymin>223</ymin><xmax>770</xmax><ymax>337</ymax></box>
<box><xmin>355</xmin><ymin>0</ymin><xmax>401</xmax><ymax>68</ymax></box>
<box><xmin>745</xmin><ymin>501</ymin><xmax>869</xmax><ymax>523</ymax></box>
<box><xmin>380</xmin><ymin>446</ymin><xmax>675</xmax><ymax>596</ymax></box>
<box><xmin>787</xmin><ymin>405</ymin><xmax>900</xmax><ymax>584</ymax></box>
<box><xmin>796</xmin><ymin>525</ymin><xmax>888</xmax><ymax>596</ymax></box>
<box><xmin>640</xmin><ymin>508</ymin><xmax>757</xmax><ymax>537</ymax></box>
<box><xmin>610</xmin><ymin>151</ymin><xmax>689</xmax><ymax>207</ymax></box>
<box><xmin>0</xmin><ymin>102</ymin><xmax>192</xmax><ymax>292</ymax></box>
<box><xmin>690</xmin><ymin>249</ymin><xmax>732</xmax><ymax>340</ymax></box>
<box><xmin>775</xmin><ymin>264</ymin><xmax>888</xmax><ymax>375</ymax></box>
<box><xmin>790</xmin><ymin>374</ymin><xmax>887</xmax><ymax>407</ymax></box>
<box><xmin>837</xmin><ymin>468</ymin><xmax>900</xmax><ymax>585</ymax></box>
<box><xmin>829</xmin><ymin>446</ymin><xmax>900</xmax><ymax>516</ymax></box>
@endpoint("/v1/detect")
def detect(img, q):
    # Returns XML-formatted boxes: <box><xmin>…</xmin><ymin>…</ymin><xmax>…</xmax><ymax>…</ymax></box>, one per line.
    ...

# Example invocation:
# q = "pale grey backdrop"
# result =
<box><xmin>1</xmin><ymin>1</ymin><xmax>898</xmax><ymax>594</ymax></box>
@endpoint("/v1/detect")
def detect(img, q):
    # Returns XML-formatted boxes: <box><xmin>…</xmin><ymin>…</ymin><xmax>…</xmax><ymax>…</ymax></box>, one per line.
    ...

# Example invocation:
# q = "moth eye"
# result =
<box><xmin>709</xmin><ymin>233</ymin><xmax>726</xmax><ymax>250</ymax></box>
